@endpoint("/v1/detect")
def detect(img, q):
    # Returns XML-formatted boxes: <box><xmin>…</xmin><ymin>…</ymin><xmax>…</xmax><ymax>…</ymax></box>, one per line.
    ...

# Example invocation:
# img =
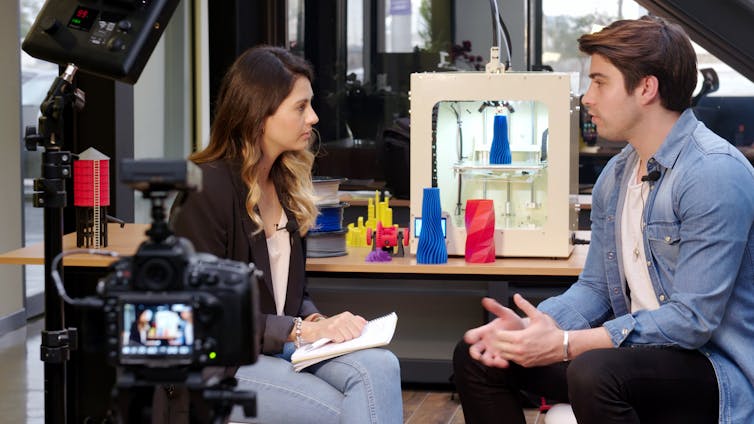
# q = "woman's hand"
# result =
<box><xmin>303</xmin><ymin>311</ymin><xmax>367</xmax><ymax>343</ymax></box>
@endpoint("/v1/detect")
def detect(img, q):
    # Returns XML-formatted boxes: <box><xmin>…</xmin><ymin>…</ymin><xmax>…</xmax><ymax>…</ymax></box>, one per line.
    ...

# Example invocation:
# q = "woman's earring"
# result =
<box><xmin>311</xmin><ymin>128</ymin><xmax>322</xmax><ymax>155</ymax></box>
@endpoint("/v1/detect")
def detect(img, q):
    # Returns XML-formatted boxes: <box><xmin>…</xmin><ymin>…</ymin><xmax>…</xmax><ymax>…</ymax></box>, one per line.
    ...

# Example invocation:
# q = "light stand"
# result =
<box><xmin>24</xmin><ymin>63</ymin><xmax>84</xmax><ymax>423</ymax></box>
<box><xmin>22</xmin><ymin>1</ymin><xmax>181</xmax><ymax>421</ymax></box>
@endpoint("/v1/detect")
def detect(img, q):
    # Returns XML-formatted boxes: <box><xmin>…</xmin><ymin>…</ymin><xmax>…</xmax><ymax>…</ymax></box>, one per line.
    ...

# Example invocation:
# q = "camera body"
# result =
<box><xmin>100</xmin><ymin>234</ymin><xmax>260</xmax><ymax>368</ymax></box>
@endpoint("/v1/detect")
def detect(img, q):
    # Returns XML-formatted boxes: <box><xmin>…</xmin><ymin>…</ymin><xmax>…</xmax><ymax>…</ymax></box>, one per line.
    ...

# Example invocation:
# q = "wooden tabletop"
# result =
<box><xmin>0</xmin><ymin>224</ymin><xmax>587</xmax><ymax>276</ymax></box>
<box><xmin>307</xmin><ymin>245</ymin><xmax>586</xmax><ymax>276</ymax></box>
<box><xmin>0</xmin><ymin>223</ymin><xmax>150</xmax><ymax>267</ymax></box>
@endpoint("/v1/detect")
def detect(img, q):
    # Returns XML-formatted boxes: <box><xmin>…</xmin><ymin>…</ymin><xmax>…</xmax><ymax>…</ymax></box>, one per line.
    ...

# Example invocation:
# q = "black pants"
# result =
<box><xmin>452</xmin><ymin>341</ymin><xmax>719</xmax><ymax>424</ymax></box>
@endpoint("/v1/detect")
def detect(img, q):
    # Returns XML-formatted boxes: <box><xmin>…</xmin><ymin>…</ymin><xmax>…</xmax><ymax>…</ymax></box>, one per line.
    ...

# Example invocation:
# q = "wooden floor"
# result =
<box><xmin>402</xmin><ymin>387</ymin><xmax>541</xmax><ymax>424</ymax></box>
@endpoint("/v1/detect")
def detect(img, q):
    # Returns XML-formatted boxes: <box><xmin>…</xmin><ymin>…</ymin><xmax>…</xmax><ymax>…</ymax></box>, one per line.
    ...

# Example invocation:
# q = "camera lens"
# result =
<box><xmin>137</xmin><ymin>258</ymin><xmax>175</xmax><ymax>291</ymax></box>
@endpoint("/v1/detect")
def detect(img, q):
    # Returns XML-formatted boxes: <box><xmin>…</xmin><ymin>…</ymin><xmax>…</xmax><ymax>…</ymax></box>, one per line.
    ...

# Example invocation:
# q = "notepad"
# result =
<box><xmin>291</xmin><ymin>312</ymin><xmax>398</xmax><ymax>372</ymax></box>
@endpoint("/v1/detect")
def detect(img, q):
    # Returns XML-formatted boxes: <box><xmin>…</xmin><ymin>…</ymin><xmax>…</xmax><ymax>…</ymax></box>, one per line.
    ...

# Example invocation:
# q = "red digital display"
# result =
<box><xmin>68</xmin><ymin>6</ymin><xmax>98</xmax><ymax>32</ymax></box>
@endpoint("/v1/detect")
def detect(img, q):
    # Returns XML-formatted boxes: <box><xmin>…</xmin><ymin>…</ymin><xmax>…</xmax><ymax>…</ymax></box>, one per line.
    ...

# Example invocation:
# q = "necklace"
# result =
<box><xmin>632</xmin><ymin>161</ymin><xmax>648</xmax><ymax>261</ymax></box>
<box><xmin>633</xmin><ymin>182</ymin><xmax>647</xmax><ymax>261</ymax></box>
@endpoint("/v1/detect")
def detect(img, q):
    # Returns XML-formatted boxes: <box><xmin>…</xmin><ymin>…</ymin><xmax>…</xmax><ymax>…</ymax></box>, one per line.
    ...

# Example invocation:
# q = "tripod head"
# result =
<box><xmin>23</xmin><ymin>63</ymin><xmax>87</xmax><ymax>211</ymax></box>
<box><xmin>119</xmin><ymin>158</ymin><xmax>202</xmax><ymax>243</ymax></box>
<box><xmin>25</xmin><ymin>64</ymin><xmax>85</xmax><ymax>152</ymax></box>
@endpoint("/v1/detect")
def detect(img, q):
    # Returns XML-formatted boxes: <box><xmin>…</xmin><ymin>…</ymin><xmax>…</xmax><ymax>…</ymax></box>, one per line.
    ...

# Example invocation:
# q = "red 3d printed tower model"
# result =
<box><xmin>73</xmin><ymin>147</ymin><xmax>110</xmax><ymax>248</ymax></box>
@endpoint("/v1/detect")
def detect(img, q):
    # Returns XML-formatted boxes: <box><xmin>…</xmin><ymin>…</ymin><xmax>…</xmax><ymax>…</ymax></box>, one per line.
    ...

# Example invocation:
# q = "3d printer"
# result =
<box><xmin>409</xmin><ymin>71</ymin><xmax>579</xmax><ymax>258</ymax></box>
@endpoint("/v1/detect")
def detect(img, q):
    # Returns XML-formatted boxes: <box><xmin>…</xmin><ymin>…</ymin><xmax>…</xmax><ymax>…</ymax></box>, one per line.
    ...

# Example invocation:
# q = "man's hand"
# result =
<box><xmin>464</xmin><ymin>296</ymin><xmax>528</xmax><ymax>368</ymax></box>
<box><xmin>465</xmin><ymin>294</ymin><xmax>563</xmax><ymax>368</ymax></box>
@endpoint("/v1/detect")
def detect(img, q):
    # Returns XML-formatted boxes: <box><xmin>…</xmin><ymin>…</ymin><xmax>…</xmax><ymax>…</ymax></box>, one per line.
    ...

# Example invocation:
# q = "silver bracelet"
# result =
<box><xmin>294</xmin><ymin>317</ymin><xmax>303</xmax><ymax>348</ymax></box>
<box><xmin>562</xmin><ymin>330</ymin><xmax>570</xmax><ymax>362</ymax></box>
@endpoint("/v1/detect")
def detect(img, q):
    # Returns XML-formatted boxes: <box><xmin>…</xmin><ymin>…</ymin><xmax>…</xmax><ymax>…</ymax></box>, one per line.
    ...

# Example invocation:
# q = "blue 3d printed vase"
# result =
<box><xmin>489</xmin><ymin>115</ymin><xmax>512</xmax><ymax>164</ymax></box>
<box><xmin>417</xmin><ymin>187</ymin><xmax>448</xmax><ymax>264</ymax></box>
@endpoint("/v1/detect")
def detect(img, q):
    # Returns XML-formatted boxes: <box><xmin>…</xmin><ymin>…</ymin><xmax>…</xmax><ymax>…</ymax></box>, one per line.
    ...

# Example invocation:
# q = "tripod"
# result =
<box><xmin>112</xmin><ymin>368</ymin><xmax>256</xmax><ymax>424</ymax></box>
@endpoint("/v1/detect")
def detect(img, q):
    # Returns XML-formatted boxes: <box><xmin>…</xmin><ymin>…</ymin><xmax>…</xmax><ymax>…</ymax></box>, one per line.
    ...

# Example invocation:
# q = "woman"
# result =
<box><xmin>170</xmin><ymin>46</ymin><xmax>403</xmax><ymax>423</ymax></box>
<box><xmin>128</xmin><ymin>308</ymin><xmax>152</xmax><ymax>345</ymax></box>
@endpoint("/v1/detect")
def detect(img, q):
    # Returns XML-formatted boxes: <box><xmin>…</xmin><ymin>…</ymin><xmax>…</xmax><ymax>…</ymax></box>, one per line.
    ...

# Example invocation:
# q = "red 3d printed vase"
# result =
<box><xmin>465</xmin><ymin>199</ymin><xmax>495</xmax><ymax>263</ymax></box>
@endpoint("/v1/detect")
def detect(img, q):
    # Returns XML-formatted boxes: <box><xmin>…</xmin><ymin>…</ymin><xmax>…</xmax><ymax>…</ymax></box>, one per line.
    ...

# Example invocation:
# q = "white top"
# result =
<box><xmin>267</xmin><ymin>211</ymin><xmax>291</xmax><ymax>316</ymax></box>
<box><xmin>621</xmin><ymin>161</ymin><xmax>661</xmax><ymax>313</ymax></box>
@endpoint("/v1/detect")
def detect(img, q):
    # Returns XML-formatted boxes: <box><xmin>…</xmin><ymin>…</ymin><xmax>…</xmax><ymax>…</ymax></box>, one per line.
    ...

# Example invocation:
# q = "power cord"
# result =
<box><xmin>51</xmin><ymin>249</ymin><xmax>120</xmax><ymax>308</ymax></box>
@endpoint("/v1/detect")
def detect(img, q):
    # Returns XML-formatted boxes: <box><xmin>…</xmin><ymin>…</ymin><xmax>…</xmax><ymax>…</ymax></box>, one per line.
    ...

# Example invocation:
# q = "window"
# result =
<box><xmin>541</xmin><ymin>0</ymin><xmax>754</xmax><ymax>147</ymax></box>
<box><xmin>288</xmin><ymin>0</ymin><xmax>305</xmax><ymax>54</ymax></box>
<box><xmin>298</xmin><ymin>0</ymin><xmax>452</xmax><ymax>192</ymax></box>
<box><xmin>541</xmin><ymin>0</ymin><xmax>647</xmax><ymax>93</ymax></box>
<box><xmin>20</xmin><ymin>0</ymin><xmax>54</xmax><ymax>317</ymax></box>
<box><xmin>541</xmin><ymin>0</ymin><xmax>754</xmax><ymax>97</ymax></box>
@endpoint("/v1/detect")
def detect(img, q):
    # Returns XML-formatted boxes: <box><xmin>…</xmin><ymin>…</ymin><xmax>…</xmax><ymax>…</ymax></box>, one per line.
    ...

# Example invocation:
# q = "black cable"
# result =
<box><xmin>488</xmin><ymin>0</ymin><xmax>499</xmax><ymax>48</ymax></box>
<box><xmin>497</xmin><ymin>11</ymin><xmax>513</xmax><ymax>69</ymax></box>
<box><xmin>487</xmin><ymin>0</ymin><xmax>513</xmax><ymax>70</ymax></box>
<box><xmin>51</xmin><ymin>249</ymin><xmax>118</xmax><ymax>308</ymax></box>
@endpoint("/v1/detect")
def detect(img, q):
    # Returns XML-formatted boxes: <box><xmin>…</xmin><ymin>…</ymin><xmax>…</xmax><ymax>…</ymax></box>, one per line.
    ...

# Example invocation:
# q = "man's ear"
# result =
<box><xmin>637</xmin><ymin>75</ymin><xmax>660</xmax><ymax>105</ymax></box>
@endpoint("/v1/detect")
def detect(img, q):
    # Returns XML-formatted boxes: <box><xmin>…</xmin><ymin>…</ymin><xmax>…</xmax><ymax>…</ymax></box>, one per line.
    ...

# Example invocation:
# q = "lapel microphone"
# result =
<box><xmin>275</xmin><ymin>220</ymin><xmax>299</xmax><ymax>233</ymax></box>
<box><xmin>641</xmin><ymin>170</ymin><xmax>661</xmax><ymax>182</ymax></box>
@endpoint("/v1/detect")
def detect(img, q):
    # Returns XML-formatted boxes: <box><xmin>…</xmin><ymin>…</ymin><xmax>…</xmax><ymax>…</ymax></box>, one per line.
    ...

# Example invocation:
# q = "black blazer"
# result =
<box><xmin>170</xmin><ymin>159</ymin><xmax>319</xmax><ymax>355</ymax></box>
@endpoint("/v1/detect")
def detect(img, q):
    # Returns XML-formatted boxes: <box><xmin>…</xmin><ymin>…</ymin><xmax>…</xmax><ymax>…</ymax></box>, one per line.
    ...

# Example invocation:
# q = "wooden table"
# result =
<box><xmin>1</xmin><ymin>224</ymin><xmax>587</xmax><ymax>386</ymax></box>
<box><xmin>0</xmin><ymin>223</ymin><xmax>150</xmax><ymax>267</ymax></box>
<box><xmin>1</xmin><ymin>223</ymin><xmax>586</xmax><ymax>276</ymax></box>
<box><xmin>308</xmin><ymin>245</ymin><xmax>586</xmax><ymax>276</ymax></box>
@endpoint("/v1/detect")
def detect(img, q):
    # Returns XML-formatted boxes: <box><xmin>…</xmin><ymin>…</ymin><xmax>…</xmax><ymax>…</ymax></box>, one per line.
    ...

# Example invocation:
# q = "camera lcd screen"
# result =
<box><xmin>120</xmin><ymin>302</ymin><xmax>194</xmax><ymax>359</ymax></box>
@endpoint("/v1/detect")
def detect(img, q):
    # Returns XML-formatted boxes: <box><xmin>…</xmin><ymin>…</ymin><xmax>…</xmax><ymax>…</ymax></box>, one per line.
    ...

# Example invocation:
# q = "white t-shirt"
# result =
<box><xmin>621</xmin><ymin>161</ymin><xmax>661</xmax><ymax>313</ymax></box>
<box><xmin>267</xmin><ymin>211</ymin><xmax>291</xmax><ymax>316</ymax></box>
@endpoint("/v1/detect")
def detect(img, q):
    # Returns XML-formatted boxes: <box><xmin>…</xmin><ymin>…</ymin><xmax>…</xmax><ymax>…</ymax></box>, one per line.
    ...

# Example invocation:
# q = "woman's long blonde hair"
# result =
<box><xmin>190</xmin><ymin>46</ymin><xmax>318</xmax><ymax>235</ymax></box>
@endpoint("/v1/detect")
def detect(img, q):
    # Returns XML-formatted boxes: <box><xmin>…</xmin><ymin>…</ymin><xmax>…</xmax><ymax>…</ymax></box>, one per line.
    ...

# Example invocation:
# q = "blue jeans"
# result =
<box><xmin>230</xmin><ymin>343</ymin><xmax>403</xmax><ymax>423</ymax></box>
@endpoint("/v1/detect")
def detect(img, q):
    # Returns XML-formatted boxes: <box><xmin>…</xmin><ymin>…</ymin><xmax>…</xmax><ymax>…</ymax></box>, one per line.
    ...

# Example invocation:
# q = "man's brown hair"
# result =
<box><xmin>578</xmin><ymin>15</ymin><xmax>697</xmax><ymax>112</ymax></box>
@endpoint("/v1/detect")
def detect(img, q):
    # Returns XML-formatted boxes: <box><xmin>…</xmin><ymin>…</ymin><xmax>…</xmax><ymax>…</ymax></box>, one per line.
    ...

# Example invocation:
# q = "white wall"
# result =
<box><xmin>133</xmin><ymin>38</ymin><xmax>167</xmax><ymax>223</ymax></box>
<box><xmin>195</xmin><ymin>0</ymin><xmax>211</xmax><ymax>151</ymax></box>
<box><xmin>134</xmin><ymin>40</ymin><xmax>167</xmax><ymax>161</ymax></box>
<box><xmin>132</xmin><ymin>0</ymin><xmax>194</xmax><ymax>223</ymax></box>
<box><xmin>0</xmin><ymin>0</ymin><xmax>27</xmax><ymax>332</ymax></box>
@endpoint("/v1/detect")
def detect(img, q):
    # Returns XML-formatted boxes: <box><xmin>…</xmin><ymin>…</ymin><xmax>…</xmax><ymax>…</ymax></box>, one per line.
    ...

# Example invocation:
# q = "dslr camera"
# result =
<box><xmin>100</xmin><ymin>159</ymin><xmax>260</xmax><ymax>369</ymax></box>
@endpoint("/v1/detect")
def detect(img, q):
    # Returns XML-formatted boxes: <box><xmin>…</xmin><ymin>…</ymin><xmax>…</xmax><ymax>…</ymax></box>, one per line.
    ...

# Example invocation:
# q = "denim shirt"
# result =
<box><xmin>539</xmin><ymin>109</ymin><xmax>754</xmax><ymax>424</ymax></box>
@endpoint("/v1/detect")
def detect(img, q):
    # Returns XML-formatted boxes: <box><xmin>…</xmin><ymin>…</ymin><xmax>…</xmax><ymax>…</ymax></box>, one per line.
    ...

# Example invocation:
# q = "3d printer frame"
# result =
<box><xmin>409</xmin><ymin>71</ymin><xmax>579</xmax><ymax>258</ymax></box>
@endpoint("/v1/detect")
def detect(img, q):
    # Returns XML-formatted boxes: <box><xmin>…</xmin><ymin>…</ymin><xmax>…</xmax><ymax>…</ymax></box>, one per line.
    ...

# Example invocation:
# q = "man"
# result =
<box><xmin>453</xmin><ymin>16</ymin><xmax>754</xmax><ymax>424</ymax></box>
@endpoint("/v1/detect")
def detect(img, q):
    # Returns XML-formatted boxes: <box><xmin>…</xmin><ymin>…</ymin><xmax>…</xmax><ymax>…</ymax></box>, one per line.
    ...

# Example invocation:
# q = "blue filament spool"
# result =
<box><xmin>489</xmin><ymin>115</ymin><xmax>512</xmax><ymax>164</ymax></box>
<box><xmin>312</xmin><ymin>202</ymin><xmax>347</xmax><ymax>233</ymax></box>
<box><xmin>417</xmin><ymin>187</ymin><xmax>448</xmax><ymax>264</ymax></box>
